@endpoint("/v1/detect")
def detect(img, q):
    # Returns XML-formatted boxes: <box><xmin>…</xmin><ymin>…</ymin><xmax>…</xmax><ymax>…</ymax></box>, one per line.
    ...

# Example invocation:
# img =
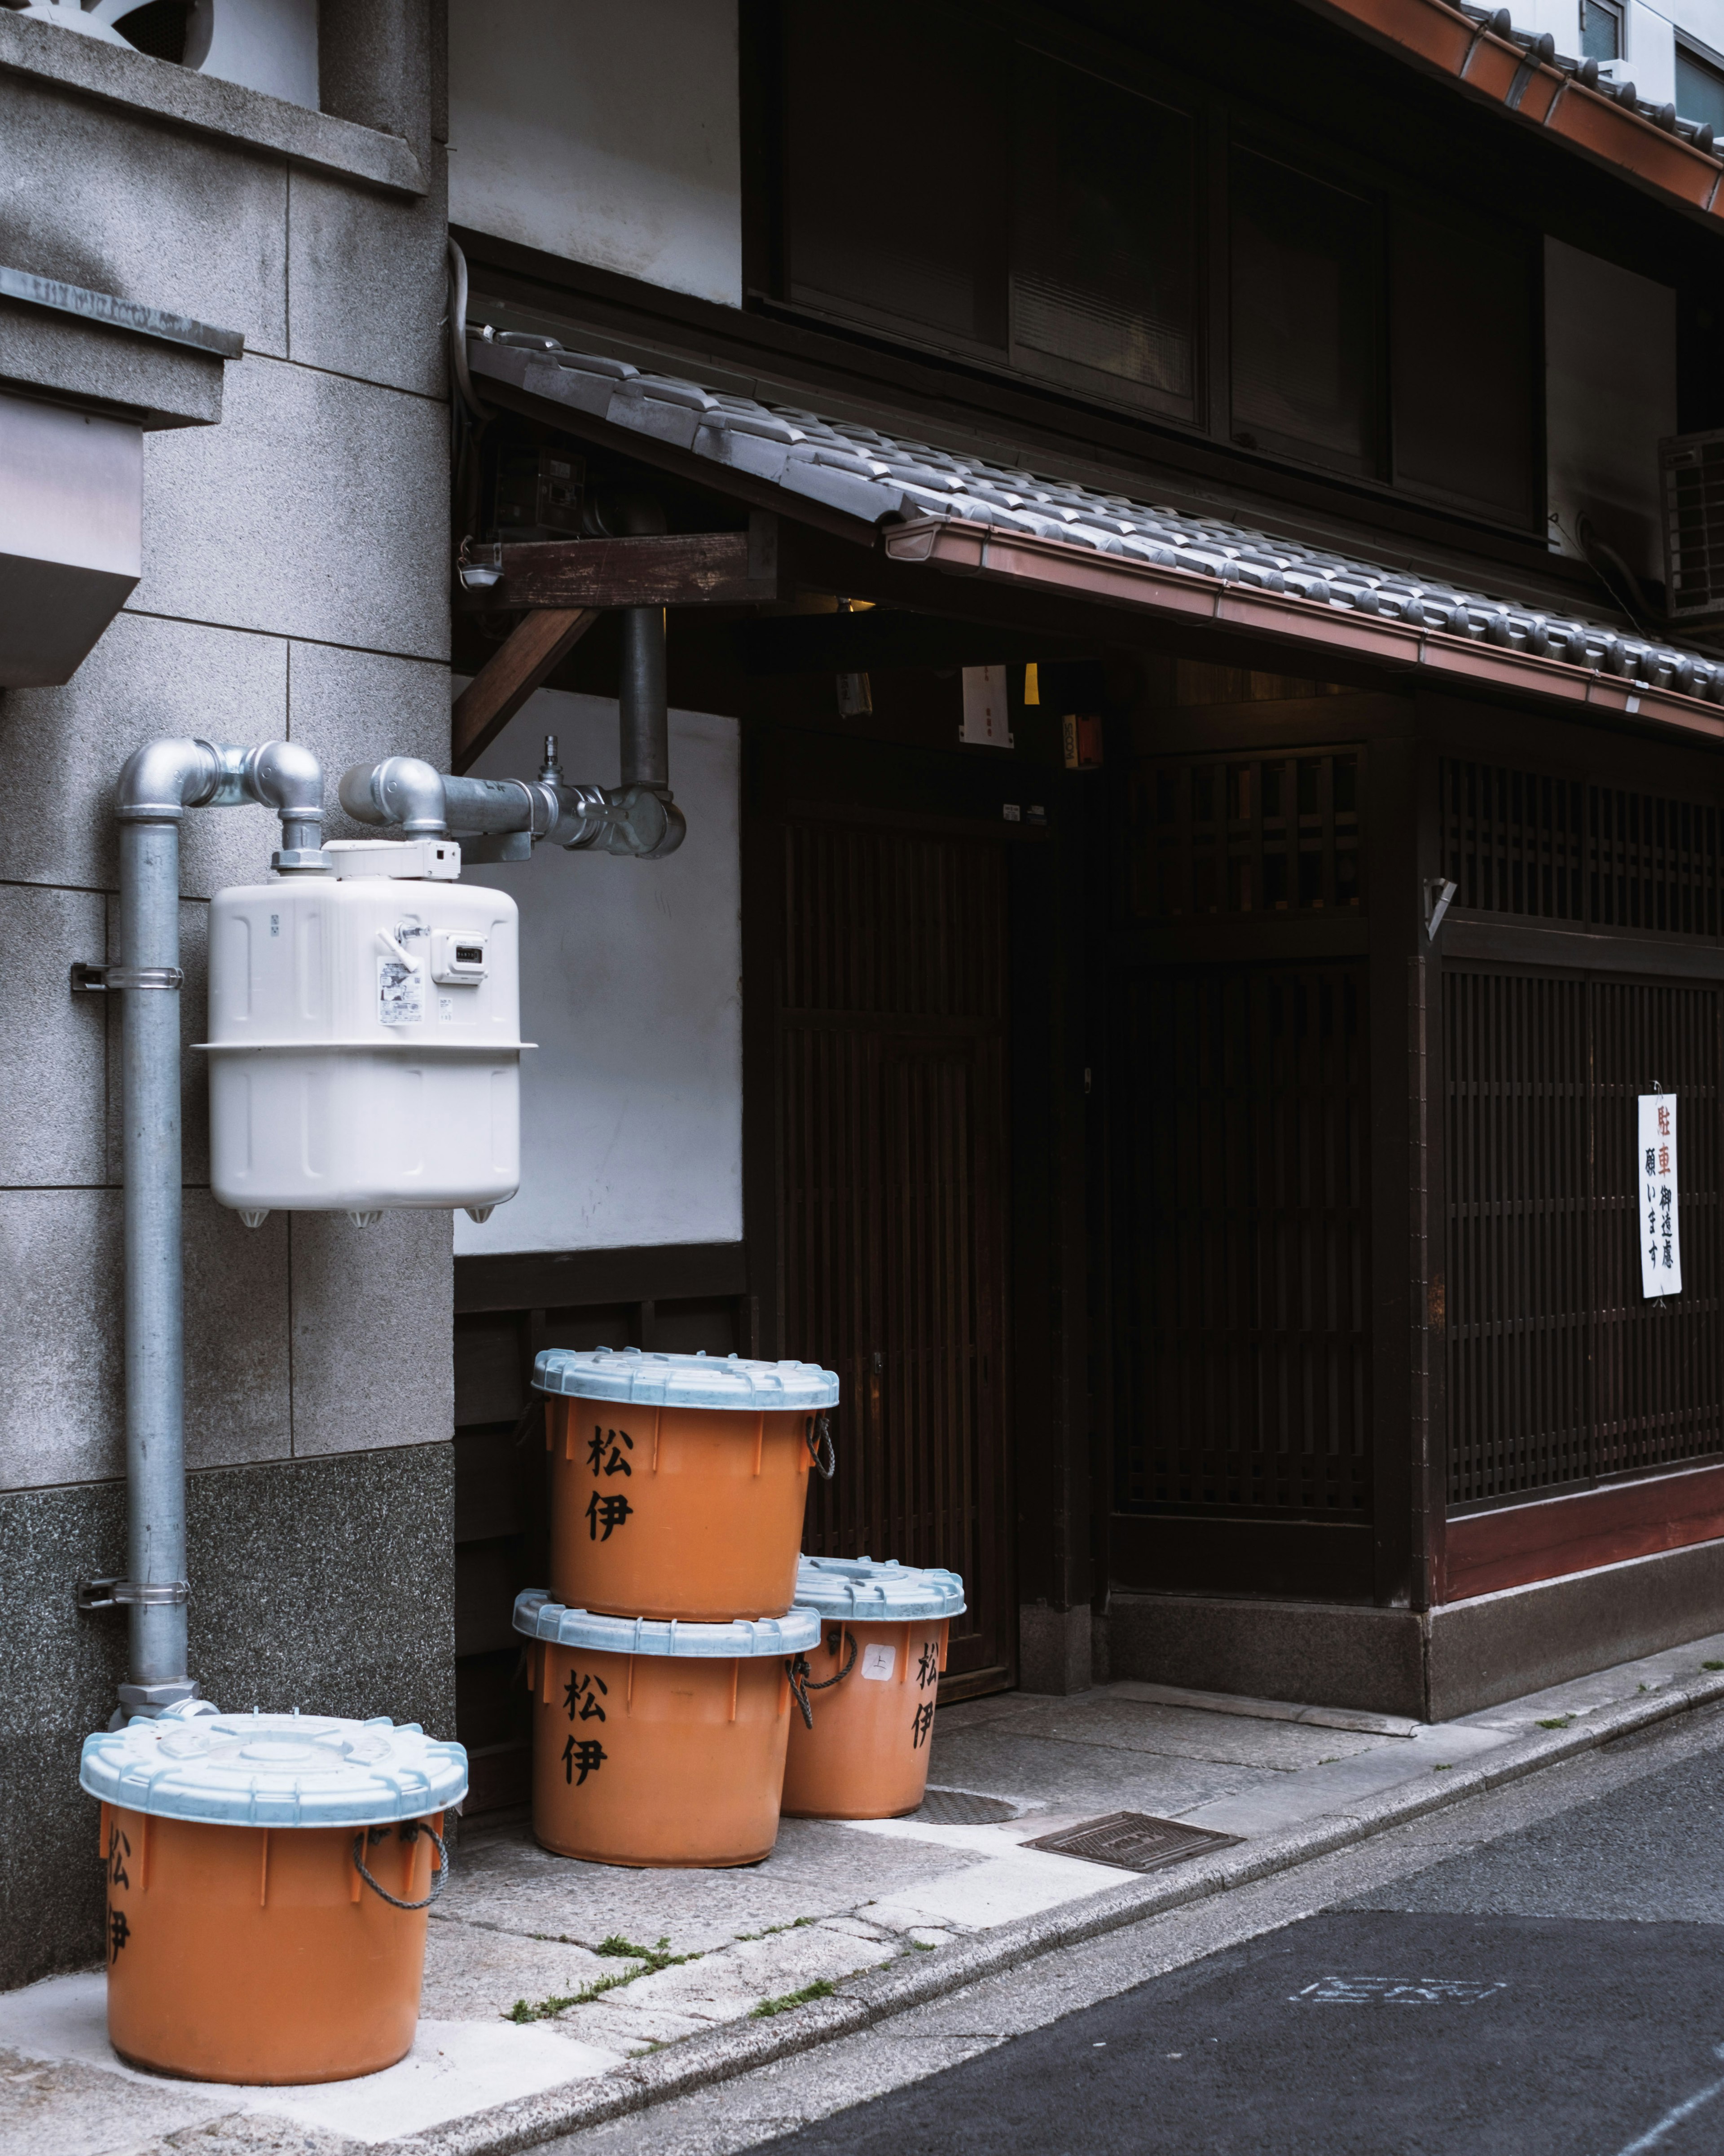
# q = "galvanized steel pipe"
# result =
<box><xmin>112</xmin><ymin>738</ymin><xmax>326</xmax><ymax>1718</ymax></box>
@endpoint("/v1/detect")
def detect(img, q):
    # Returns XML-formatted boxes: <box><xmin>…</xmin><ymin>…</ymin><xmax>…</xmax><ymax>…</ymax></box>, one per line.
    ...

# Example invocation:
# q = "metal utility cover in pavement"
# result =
<box><xmin>915</xmin><ymin>1788</ymin><xmax>1020</xmax><ymax>1825</ymax></box>
<box><xmin>1025</xmin><ymin>1811</ymin><xmax>1242</xmax><ymax>1872</ymax></box>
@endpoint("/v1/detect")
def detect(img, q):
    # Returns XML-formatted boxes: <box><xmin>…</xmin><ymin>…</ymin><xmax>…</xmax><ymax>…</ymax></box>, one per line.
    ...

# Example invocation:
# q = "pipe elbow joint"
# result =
<box><xmin>244</xmin><ymin>740</ymin><xmax>323</xmax><ymax>824</ymax></box>
<box><xmin>602</xmin><ymin>785</ymin><xmax>686</xmax><ymax>860</ymax></box>
<box><xmin>339</xmin><ymin>757</ymin><xmax>449</xmax><ymax>837</ymax></box>
<box><xmin>243</xmin><ymin>741</ymin><xmax>327</xmax><ymax>869</ymax></box>
<box><xmin>117</xmin><ymin>739</ymin><xmax>223</xmax><ymax>824</ymax></box>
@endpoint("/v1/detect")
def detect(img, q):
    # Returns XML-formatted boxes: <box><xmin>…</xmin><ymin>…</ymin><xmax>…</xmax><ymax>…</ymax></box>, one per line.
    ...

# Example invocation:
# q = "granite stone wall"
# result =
<box><xmin>0</xmin><ymin>3</ymin><xmax>456</xmax><ymax>1990</ymax></box>
<box><xmin>0</xmin><ymin>1447</ymin><xmax>455</xmax><ymax>1988</ymax></box>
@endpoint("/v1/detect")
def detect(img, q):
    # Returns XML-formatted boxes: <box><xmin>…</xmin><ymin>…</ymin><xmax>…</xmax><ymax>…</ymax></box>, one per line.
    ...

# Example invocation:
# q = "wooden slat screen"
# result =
<box><xmin>1439</xmin><ymin>758</ymin><xmax>1724</xmax><ymax>936</ymax></box>
<box><xmin>1445</xmin><ymin>966</ymin><xmax>1724</xmax><ymax>1505</ymax></box>
<box><xmin>1129</xmin><ymin>749</ymin><xmax>1363</xmax><ymax>921</ymax></box>
<box><xmin>778</xmin><ymin>820</ymin><xmax>1012</xmax><ymax>1682</ymax></box>
<box><xmin>1116</xmin><ymin>963</ymin><xmax>1372</xmax><ymax>1518</ymax></box>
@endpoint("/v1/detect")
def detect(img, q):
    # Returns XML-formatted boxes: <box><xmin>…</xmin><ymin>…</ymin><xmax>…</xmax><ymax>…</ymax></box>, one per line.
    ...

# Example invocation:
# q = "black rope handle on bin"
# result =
<box><xmin>806</xmin><ymin>1413</ymin><xmax>837</xmax><ymax>1481</ymax></box>
<box><xmin>785</xmin><ymin>1628</ymin><xmax>858</xmax><ymax>1728</ymax></box>
<box><xmin>351</xmin><ymin>1819</ymin><xmax>450</xmax><ymax>1911</ymax></box>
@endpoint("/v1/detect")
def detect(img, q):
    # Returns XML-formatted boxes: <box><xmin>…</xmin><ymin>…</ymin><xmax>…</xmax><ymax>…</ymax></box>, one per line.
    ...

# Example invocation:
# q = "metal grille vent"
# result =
<box><xmin>915</xmin><ymin>1788</ymin><xmax>1020</xmax><ymax>1825</ymax></box>
<box><xmin>1661</xmin><ymin>428</ymin><xmax>1724</xmax><ymax>625</ymax></box>
<box><xmin>1025</xmin><ymin>1811</ymin><xmax>1241</xmax><ymax>1872</ymax></box>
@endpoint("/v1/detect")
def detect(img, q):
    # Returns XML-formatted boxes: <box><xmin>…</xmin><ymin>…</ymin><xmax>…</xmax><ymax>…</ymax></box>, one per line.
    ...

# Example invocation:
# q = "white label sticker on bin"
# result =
<box><xmin>861</xmin><ymin>1644</ymin><xmax>896</xmax><ymax>1681</ymax></box>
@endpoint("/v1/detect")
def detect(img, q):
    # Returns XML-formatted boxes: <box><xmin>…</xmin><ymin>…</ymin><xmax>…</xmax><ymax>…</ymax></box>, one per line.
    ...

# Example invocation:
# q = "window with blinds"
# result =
<box><xmin>1445</xmin><ymin>968</ymin><xmax>1723</xmax><ymax>1505</ymax></box>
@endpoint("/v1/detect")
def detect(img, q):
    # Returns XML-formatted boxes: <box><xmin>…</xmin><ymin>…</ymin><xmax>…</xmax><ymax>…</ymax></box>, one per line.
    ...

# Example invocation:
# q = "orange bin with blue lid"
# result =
<box><xmin>515</xmin><ymin>1590</ymin><xmax>821</xmax><ymax>1866</ymax></box>
<box><xmin>79</xmin><ymin>1702</ymin><xmax>467</xmax><ymax>2085</ymax></box>
<box><xmin>534</xmin><ymin>1347</ymin><xmax>840</xmax><ymax>1621</ymax></box>
<box><xmin>780</xmin><ymin>1556</ymin><xmax>967</xmax><ymax>1820</ymax></box>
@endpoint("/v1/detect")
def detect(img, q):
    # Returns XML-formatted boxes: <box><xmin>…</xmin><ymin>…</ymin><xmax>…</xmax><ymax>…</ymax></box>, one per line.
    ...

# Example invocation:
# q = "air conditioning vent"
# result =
<box><xmin>1659</xmin><ymin>428</ymin><xmax>1724</xmax><ymax>625</ymax></box>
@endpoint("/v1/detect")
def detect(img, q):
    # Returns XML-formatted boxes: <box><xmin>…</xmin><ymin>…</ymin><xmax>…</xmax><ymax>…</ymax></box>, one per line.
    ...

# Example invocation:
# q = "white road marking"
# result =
<box><xmin>1611</xmin><ymin>2044</ymin><xmax>1724</xmax><ymax>2155</ymax></box>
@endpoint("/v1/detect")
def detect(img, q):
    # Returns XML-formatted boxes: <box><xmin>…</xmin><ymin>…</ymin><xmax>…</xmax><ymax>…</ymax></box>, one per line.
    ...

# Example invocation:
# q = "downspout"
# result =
<box><xmin>587</xmin><ymin>491</ymin><xmax>686</xmax><ymax>860</ymax></box>
<box><xmin>104</xmin><ymin>739</ymin><xmax>326</xmax><ymax>1719</ymax></box>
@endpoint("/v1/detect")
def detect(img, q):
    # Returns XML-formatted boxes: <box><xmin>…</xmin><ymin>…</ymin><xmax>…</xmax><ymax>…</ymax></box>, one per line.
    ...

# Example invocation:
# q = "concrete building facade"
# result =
<box><xmin>0</xmin><ymin>0</ymin><xmax>455</xmax><ymax>1985</ymax></box>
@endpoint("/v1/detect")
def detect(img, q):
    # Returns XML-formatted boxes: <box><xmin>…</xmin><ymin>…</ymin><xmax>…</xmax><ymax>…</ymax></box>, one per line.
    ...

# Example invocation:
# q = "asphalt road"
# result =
<box><xmin>753</xmin><ymin>1738</ymin><xmax>1724</xmax><ymax>2156</ymax></box>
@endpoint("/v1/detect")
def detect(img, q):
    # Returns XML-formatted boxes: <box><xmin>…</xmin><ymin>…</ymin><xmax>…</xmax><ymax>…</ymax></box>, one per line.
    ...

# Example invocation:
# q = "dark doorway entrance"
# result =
<box><xmin>771</xmin><ymin>806</ymin><xmax>1016</xmax><ymax>1693</ymax></box>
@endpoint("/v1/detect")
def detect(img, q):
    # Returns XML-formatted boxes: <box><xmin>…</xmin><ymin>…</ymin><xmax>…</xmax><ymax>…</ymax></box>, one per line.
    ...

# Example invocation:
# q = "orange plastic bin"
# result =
<box><xmin>534</xmin><ymin>1348</ymin><xmax>840</xmax><ymax>1621</ymax></box>
<box><xmin>781</xmin><ymin>1556</ymin><xmax>967</xmax><ymax>1821</ymax></box>
<box><xmin>79</xmin><ymin>1705</ymin><xmax>467</xmax><ymax>2085</ymax></box>
<box><xmin>515</xmin><ymin>1589</ymin><xmax>820</xmax><ymax>1867</ymax></box>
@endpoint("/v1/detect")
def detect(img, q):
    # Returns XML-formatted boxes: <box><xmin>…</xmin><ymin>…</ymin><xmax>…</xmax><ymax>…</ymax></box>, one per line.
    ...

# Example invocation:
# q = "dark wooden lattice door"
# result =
<box><xmin>777</xmin><ymin>816</ymin><xmax>1014</xmax><ymax>1689</ymax></box>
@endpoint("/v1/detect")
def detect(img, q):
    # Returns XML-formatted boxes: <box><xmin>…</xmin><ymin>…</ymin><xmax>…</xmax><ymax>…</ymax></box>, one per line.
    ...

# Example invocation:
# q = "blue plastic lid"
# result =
<box><xmin>79</xmin><ymin>1707</ymin><xmax>468</xmax><ymax>1828</ymax></box>
<box><xmin>534</xmin><ymin>1345</ymin><xmax>839</xmax><ymax>1411</ymax></box>
<box><xmin>514</xmin><ymin>1589</ymin><xmax>820</xmax><ymax>1659</ymax></box>
<box><xmin>795</xmin><ymin>1555</ymin><xmax>967</xmax><ymax>1622</ymax></box>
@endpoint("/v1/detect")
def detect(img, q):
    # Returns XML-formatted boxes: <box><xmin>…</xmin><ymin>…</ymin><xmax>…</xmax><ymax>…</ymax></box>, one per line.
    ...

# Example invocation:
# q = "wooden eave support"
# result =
<box><xmin>450</xmin><ymin>516</ymin><xmax>781</xmax><ymax>772</ymax></box>
<box><xmin>453</xmin><ymin>608</ymin><xmax>599</xmax><ymax>771</ymax></box>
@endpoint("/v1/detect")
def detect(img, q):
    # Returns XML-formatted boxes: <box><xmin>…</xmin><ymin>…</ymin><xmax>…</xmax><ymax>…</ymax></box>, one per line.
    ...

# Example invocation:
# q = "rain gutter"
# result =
<box><xmin>882</xmin><ymin>516</ymin><xmax>1724</xmax><ymax>745</ymax></box>
<box><xmin>1298</xmin><ymin>0</ymin><xmax>1724</xmax><ymax>228</ymax></box>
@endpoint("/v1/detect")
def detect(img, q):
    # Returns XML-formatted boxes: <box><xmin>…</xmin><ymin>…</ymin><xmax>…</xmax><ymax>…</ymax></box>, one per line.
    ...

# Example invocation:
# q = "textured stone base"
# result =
<box><xmin>1017</xmin><ymin>1602</ymin><xmax>1093</xmax><ymax>1696</ymax></box>
<box><xmin>1425</xmin><ymin>1539</ymin><xmax>1724</xmax><ymax>1720</ymax></box>
<box><xmin>0</xmin><ymin>1443</ymin><xmax>453</xmax><ymax>1992</ymax></box>
<box><xmin>1105</xmin><ymin>1594</ymin><xmax>1426</xmax><ymax>1717</ymax></box>
<box><xmin>1106</xmin><ymin>1538</ymin><xmax>1724</xmax><ymax>1723</ymax></box>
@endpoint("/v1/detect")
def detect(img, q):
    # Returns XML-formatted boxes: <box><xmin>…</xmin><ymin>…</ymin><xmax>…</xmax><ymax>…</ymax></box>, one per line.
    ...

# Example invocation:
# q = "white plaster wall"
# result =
<box><xmin>1545</xmin><ymin>236</ymin><xmax>1677</xmax><ymax>578</ymax></box>
<box><xmin>453</xmin><ymin>685</ymin><xmax>743</xmax><ymax>1256</ymax></box>
<box><xmin>196</xmin><ymin>0</ymin><xmax>319</xmax><ymax>108</ymax></box>
<box><xmin>446</xmin><ymin>0</ymin><xmax>742</xmax><ymax>308</ymax></box>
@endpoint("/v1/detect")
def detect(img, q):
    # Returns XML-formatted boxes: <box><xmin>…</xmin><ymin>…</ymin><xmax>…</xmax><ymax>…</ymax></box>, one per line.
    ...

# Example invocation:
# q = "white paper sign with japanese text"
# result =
<box><xmin>959</xmin><ymin>665</ymin><xmax>1014</xmax><ymax>748</ymax></box>
<box><xmin>1638</xmin><ymin>1092</ymin><xmax>1681</xmax><ymax>1299</ymax></box>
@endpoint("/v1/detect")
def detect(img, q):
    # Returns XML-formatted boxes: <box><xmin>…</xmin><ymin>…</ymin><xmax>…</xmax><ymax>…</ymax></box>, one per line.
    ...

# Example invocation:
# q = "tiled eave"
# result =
<box><xmin>469</xmin><ymin>332</ymin><xmax>1724</xmax><ymax>749</ymax></box>
<box><xmin>885</xmin><ymin>517</ymin><xmax>1724</xmax><ymax>743</ymax></box>
<box><xmin>1298</xmin><ymin>0</ymin><xmax>1724</xmax><ymax>227</ymax></box>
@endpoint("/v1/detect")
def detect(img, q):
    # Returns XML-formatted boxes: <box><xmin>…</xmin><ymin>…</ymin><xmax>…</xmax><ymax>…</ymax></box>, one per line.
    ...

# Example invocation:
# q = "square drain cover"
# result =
<box><xmin>915</xmin><ymin>1788</ymin><xmax>1020</xmax><ymax>1825</ymax></box>
<box><xmin>1025</xmin><ymin>1811</ymin><xmax>1241</xmax><ymax>1873</ymax></box>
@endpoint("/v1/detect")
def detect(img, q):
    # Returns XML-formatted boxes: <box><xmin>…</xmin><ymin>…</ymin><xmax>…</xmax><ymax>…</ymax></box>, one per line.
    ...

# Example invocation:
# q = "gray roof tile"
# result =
<box><xmin>467</xmin><ymin>329</ymin><xmax>1724</xmax><ymax>707</ymax></box>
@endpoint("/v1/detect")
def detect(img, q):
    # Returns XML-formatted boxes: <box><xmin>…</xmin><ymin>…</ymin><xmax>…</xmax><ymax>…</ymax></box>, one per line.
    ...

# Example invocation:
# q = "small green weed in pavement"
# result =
<box><xmin>595</xmin><ymin>1934</ymin><xmax>699</xmax><ymax>1973</ymax></box>
<box><xmin>507</xmin><ymin>1971</ymin><xmax>632</xmax><ymax>2022</ymax></box>
<box><xmin>504</xmin><ymin>1934</ymin><xmax>701</xmax><ymax>2022</ymax></box>
<box><xmin>752</xmin><ymin>1979</ymin><xmax>836</xmax><ymax>2019</ymax></box>
<box><xmin>734</xmin><ymin>1917</ymin><xmax>819</xmax><ymax>1942</ymax></box>
<box><xmin>1433</xmin><ymin>1763</ymin><xmax>1453</xmax><ymax>1772</ymax></box>
<box><xmin>1704</xmin><ymin>1661</ymin><xmax>1724</xmax><ymax>1671</ymax></box>
<box><xmin>909</xmin><ymin>1940</ymin><xmax>936</xmax><ymax>1952</ymax></box>
<box><xmin>1536</xmin><ymin>1715</ymin><xmax>1574</xmax><ymax>1729</ymax></box>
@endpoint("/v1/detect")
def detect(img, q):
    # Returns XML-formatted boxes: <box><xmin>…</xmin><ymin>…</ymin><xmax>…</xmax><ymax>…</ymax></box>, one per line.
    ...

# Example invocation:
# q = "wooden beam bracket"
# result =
<box><xmin>455</xmin><ymin>513</ymin><xmax>779</xmax><ymax>616</ymax></box>
<box><xmin>451</xmin><ymin>607</ymin><xmax>598</xmax><ymax>772</ymax></box>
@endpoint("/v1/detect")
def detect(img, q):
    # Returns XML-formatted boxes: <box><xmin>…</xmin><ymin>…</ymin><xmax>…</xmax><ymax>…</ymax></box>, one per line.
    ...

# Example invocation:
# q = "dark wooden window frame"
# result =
<box><xmin>755</xmin><ymin>0</ymin><xmax>1549</xmax><ymax>535</ymax></box>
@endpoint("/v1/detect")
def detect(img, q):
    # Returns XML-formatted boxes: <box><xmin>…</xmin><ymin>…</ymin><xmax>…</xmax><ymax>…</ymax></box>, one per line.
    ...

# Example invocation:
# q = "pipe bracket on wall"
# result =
<box><xmin>77</xmin><ymin>1578</ymin><xmax>191</xmax><ymax>1612</ymax></box>
<box><xmin>70</xmin><ymin>962</ymin><xmax>184</xmax><ymax>992</ymax></box>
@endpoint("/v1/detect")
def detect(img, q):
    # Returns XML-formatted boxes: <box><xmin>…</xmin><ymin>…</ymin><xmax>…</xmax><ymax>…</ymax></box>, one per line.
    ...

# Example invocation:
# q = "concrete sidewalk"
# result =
<box><xmin>6</xmin><ymin>1629</ymin><xmax>1724</xmax><ymax>2156</ymax></box>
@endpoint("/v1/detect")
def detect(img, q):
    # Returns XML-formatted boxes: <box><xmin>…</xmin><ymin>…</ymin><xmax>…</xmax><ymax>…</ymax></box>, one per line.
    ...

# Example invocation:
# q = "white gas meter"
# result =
<box><xmin>203</xmin><ymin>839</ymin><xmax>528</xmax><ymax>1223</ymax></box>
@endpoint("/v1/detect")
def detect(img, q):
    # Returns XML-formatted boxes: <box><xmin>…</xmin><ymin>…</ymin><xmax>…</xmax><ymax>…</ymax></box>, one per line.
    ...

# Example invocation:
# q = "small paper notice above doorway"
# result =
<box><xmin>960</xmin><ymin>665</ymin><xmax>1014</xmax><ymax>748</ymax></box>
<box><xmin>1638</xmin><ymin>1092</ymin><xmax>1681</xmax><ymax>1299</ymax></box>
